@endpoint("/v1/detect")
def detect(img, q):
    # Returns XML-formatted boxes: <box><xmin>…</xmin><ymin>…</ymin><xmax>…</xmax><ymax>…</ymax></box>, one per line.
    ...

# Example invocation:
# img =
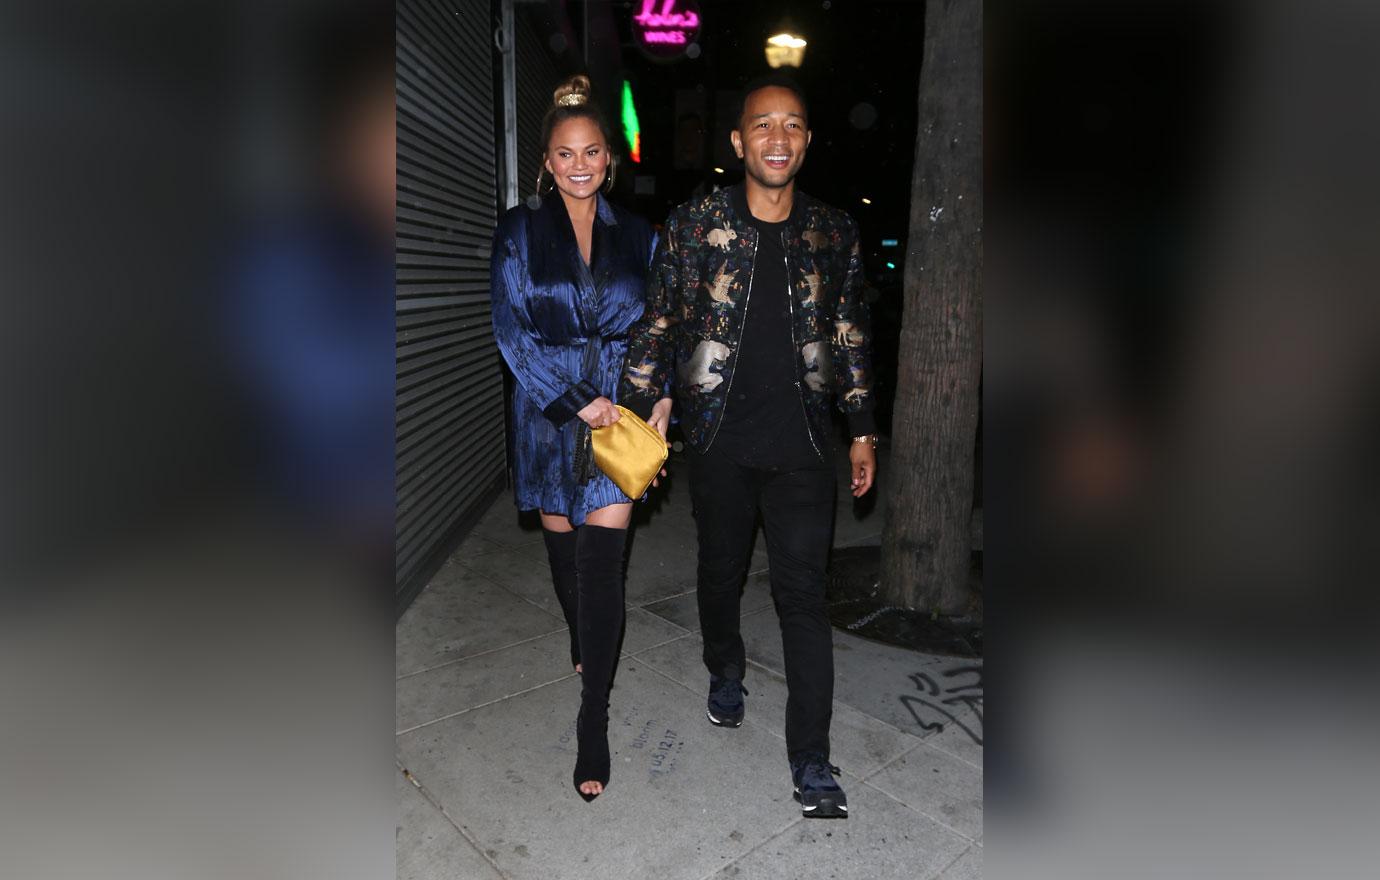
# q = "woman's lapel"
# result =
<box><xmin>541</xmin><ymin>193</ymin><xmax>598</xmax><ymax>328</ymax></box>
<box><xmin>590</xmin><ymin>193</ymin><xmax>621</xmax><ymax>298</ymax></box>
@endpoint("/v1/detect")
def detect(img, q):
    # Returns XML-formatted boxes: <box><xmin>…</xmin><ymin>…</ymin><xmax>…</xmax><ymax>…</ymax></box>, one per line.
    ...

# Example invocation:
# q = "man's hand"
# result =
<box><xmin>577</xmin><ymin>397</ymin><xmax>621</xmax><ymax>429</ymax></box>
<box><xmin>647</xmin><ymin>397</ymin><xmax>673</xmax><ymax>440</ymax></box>
<box><xmin>648</xmin><ymin>397</ymin><xmax>673</xmax><ymax>487</ymax></box>
<box><xmin>849</xmin><ymin>439</ymin><xmax>877</xmax><ymax>497</ymax></box>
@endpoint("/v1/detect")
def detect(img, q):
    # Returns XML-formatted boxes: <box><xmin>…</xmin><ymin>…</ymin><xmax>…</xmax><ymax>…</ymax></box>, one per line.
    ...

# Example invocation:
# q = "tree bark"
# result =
<box><xmin>880</xmin><ymin>0</ymin><xmax>983</xmax><ymax>613</ymax></box>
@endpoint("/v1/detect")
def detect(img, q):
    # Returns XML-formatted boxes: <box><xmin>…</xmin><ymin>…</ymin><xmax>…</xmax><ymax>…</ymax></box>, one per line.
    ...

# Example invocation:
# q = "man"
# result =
<box><xmin>621</xmin><ymin>74</ymin><xmax>877</xmax><ymax>819</ymax></box>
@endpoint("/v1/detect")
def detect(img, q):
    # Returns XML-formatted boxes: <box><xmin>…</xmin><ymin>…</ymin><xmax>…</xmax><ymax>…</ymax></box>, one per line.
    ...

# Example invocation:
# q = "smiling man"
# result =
<box><xmin>621</xmin><ymin>74</ymin><xmax>877</xmax><ymax>819</ymax></box>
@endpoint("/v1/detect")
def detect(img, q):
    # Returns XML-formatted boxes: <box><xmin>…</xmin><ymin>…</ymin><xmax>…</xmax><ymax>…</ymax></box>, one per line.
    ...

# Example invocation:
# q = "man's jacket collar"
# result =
<box><xmin>726</xmin><ymin>182</ymin><xmax>809</xmax><ymax>231</ymax></box>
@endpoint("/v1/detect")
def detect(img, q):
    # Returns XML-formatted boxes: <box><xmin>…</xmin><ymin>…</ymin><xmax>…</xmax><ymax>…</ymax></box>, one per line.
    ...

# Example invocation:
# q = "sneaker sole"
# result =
<box><xmin>794</xmin><ymin>788</ymin><xmax>849</xmax><ymax>819</ymax></box>
<box><xmin>706</xmin><ymin>709</ymin><xmax>743</xmax><ymax>728</ymax></box>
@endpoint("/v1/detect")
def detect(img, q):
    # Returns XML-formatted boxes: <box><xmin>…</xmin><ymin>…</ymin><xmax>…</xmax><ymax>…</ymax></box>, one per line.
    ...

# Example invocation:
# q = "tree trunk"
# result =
<box><xmin>880</xmin><ymin>0</ymin><xmax>983</xmax><ymax>613</ymax></box>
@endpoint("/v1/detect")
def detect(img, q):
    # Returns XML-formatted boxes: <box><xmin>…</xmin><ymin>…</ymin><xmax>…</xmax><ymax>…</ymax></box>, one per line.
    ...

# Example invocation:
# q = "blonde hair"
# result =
<box><xmin>552</xmin><ymin>74</ymin><xmax>591</xmax><ymax>108</ymax></box>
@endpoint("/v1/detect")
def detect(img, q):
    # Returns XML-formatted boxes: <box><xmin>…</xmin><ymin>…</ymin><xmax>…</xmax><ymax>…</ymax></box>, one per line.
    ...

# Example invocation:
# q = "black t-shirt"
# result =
<box><xmin>712</xmin><ymin>206</ymin><xmax>824</xmax><ymax>471</ymax></box>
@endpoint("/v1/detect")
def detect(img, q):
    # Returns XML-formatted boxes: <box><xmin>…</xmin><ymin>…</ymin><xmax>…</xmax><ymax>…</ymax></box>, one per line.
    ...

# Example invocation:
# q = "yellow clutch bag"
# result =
<box><xmin>592</xmin><ymin>405</ymin><xmax>669</xmax><ymax>499</ymax></box>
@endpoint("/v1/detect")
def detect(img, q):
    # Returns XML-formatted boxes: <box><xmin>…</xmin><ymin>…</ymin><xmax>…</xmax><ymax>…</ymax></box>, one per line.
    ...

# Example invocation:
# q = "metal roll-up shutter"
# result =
<box><xmin>513</xmin><ymin>7</ymin><xmax>563</xmax><ymax>202</ymax></box>
<box><xmin>396</xmin><ymin>0</ymin><xmax>506</xmax><ymax>612</ymax></box>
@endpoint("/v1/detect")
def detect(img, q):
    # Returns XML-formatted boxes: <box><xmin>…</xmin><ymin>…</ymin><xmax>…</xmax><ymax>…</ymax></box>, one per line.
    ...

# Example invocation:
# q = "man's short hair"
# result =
<box><xmin>734</xmin><ymin>73</ymin><xmax>809</xmax><ymax>129</ymax></box>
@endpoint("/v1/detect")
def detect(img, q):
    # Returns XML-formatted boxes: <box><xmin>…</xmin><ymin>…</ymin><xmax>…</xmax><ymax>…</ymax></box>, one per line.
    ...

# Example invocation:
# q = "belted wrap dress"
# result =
<box><xmin>490</xmin><ymin>192</ymin><xmax>657</xmax><ymax>525</ymax></box>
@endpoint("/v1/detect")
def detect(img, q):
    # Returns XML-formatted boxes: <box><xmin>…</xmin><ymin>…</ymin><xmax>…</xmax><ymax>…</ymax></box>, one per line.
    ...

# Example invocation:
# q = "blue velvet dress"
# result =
<box><xmin>490</xmin><ymin>192</ymin><xmax>657</xmax><ymax>525</ymax></box>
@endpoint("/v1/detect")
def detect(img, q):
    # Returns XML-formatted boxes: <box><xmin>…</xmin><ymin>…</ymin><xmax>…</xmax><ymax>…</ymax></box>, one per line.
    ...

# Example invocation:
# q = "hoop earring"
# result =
<box><xmin>534</xmin><ymin>165</ymin><xmax>553</xmax><ymax>198</ymax></box>
<box><xmin>603</xmin><ymin>158</ymin><xmax>617</xmax><ymax>193</ymax></box>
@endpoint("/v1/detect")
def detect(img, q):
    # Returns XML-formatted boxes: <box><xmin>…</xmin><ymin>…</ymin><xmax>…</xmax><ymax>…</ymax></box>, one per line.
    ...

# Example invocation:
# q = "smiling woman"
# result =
<box><xmin>544</xmin><ymin>115</ymin><xmax>612</xmax><ymax>208</ymax></box>
<box><xmin>533</xmin><ymin>75</ymin><xmax>617</xmax><ymax>203</ymax></box>
<box><xmin>490</xmin><ymin>74</ymin><xmax>659</xmax><ymax>804</ymax></box>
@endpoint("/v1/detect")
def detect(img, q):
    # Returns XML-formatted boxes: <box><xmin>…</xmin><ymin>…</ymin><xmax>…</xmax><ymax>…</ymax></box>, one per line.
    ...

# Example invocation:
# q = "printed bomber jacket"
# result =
<box><xmin>620</xmin><ymin>184</ymin><xmax>875</xmax><ymax>453</ymax></box>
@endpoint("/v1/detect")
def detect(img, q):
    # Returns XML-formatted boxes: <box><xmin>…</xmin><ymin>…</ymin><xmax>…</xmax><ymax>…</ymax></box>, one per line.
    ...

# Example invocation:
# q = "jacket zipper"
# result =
<box><xmin>783</xmin><ymin>231</ymin><xmax>823</xmax><ymax>460</ymax></box>
<box><xmin>704</xmin><ymin>233</ymin><xmax>758</xmax><ymax>451</ymax></box>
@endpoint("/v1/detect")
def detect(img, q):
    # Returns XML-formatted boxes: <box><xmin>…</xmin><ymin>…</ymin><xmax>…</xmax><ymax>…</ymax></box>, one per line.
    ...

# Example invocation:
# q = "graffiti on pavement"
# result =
<box><xmin>899</xmin><ymin>664</ymin><xmax>983</xmax><ymax>745</ymax></box>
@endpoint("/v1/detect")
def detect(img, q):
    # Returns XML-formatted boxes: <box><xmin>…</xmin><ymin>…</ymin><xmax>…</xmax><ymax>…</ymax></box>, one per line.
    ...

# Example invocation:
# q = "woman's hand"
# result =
<box><xmin>577</xmin><ymin>396</ymin><xmax>621</xmax><ymax>429</ymax></box>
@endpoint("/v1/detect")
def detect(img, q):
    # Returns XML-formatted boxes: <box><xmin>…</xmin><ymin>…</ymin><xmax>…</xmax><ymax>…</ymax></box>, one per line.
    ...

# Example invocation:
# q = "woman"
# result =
<box><xmin>489</xmin><ymin>75</ymin><xmax>655</xmax><ymax>801</ymax></box>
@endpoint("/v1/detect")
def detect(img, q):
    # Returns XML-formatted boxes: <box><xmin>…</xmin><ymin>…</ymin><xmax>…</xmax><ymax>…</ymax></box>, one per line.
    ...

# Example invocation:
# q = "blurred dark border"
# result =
<box><xmin>5</xmin><ymin>1</ymin><xmax>1379</xmax><ymax>877</ymax></box>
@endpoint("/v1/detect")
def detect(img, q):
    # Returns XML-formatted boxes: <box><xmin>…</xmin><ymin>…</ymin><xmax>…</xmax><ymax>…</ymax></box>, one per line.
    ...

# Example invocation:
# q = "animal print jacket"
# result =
<box><xmin>620</xmin><ymin>184</ymin><xmax>875</xmax><ymax>454</ymax></box>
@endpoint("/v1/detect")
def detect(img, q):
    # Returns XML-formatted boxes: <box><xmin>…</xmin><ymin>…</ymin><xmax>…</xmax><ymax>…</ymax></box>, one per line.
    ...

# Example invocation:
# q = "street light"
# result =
<box><xmin>765</xmin><ymin>32</ymin><xmax>807</xmax><ymax>68</ymax></box>
<box><xmin>861</xmin><ymin>197</ymin><xmax>872</xmax><ymax>205</ymax></box>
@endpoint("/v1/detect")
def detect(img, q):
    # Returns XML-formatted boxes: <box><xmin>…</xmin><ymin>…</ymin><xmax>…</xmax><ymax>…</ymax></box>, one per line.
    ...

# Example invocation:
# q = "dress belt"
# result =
<box><xmin>571</xmin><ymin>332</ymin><xmax>624</xmax><ymax>486</ymax></box>
<box><xmin>568</xmin><ymin>332</ymin><xmax>629</xmax><ymax>344</ymax></box>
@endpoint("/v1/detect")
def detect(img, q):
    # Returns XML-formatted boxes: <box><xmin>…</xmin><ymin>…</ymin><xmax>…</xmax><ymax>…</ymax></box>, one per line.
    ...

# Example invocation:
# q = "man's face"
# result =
<box><xmin>731</xmin><ymin>86</ymin><xmax>811</xmax><ymax>189</ymax></box>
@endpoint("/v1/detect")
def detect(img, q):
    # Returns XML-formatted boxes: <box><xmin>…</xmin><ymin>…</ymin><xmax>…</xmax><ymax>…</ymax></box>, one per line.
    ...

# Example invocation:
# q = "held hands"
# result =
<box><xmin>577</xmin><ymin>397</ymin><xmax>621</xmax><ymax>429</ymax></box>
<box><xmin>648</xmin><ymin>397</ymin><xmax>673</xmax><ymax>487</ymax></box>
<box><xmin>849</xmin><ymin>439</ymin><xmax>877</xmax><ymax>498</ymax></box>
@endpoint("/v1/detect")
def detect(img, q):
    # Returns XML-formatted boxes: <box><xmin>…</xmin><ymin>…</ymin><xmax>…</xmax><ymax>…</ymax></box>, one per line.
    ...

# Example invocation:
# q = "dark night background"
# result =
<box><xmin>608</xmin><ymin>0</ymin><xmax>924</xmax><ymax>283</ymax></box>
<box><xmin>520</xmin><ymin>0</ymin><xmax>928</xmax><ymax>432</ymax></box>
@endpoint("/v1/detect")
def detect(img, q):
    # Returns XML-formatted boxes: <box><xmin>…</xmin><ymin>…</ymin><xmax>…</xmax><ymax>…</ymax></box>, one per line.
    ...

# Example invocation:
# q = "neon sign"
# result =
<box><xmin>621</xmin><ymin>81</ymin><xmax>642</xmax><ymax>163</ymax></box>
<box><xmin>632</xmin><ymin>0</ymin><xmax>701</xmax><ymax>58</ymax></box>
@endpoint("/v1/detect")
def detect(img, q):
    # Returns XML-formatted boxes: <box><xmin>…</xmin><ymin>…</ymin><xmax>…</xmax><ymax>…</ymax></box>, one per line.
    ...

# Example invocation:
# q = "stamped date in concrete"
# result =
<box><xmin>629</xmin><ymin>718</ymin><xmax>682</xmax><ymax>779</ymax></box>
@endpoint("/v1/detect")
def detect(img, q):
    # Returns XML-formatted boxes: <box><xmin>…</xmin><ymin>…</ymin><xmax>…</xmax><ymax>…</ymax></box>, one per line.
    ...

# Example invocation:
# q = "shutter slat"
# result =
<box><xmin>396</xmin><ymin>0</ymin><xmax>505</xmax><ymax>601</ymax></box>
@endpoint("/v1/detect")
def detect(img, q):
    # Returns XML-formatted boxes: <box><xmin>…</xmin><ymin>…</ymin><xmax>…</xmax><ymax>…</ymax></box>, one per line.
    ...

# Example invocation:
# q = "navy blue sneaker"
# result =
<box><xmin>706</xmin><ymin>675</ymin><xmax>747</xmax><ymax>728</ymax></box>
<box><xmin>790</xmin><ymin>753</ymin><xmax>848</xmax><ymax>818</ymax></box>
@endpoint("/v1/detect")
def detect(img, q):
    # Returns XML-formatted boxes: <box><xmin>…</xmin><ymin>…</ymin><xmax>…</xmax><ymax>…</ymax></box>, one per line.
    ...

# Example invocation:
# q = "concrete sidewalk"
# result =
<box><xmin>397</xmin><ymin>444</ymin><xmax>983</xmax><ymax>880</ymax></box>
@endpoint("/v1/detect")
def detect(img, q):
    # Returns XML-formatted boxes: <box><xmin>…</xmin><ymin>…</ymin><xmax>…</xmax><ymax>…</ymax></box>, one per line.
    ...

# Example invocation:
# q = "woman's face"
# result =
<box><xmin>544</xmin><ymin>116</ymin><xmax>610</xmax><ymax>201</ymax></box>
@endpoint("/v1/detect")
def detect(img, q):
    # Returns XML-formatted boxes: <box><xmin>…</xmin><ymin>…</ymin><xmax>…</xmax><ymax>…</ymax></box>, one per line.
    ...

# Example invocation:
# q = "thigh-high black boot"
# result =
<box><xmin>571</xmin><ymin>524</ymin><xmax>627</xmax><ymax>799</ymax></box>
<box><xmin>541</xmin><ymin>528</ymin><xmax>581</xmax><ymax>670</ymax></box>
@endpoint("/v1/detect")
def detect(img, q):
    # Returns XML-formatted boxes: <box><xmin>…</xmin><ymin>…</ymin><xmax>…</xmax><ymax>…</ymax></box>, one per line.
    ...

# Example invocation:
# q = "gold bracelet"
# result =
<box><xmin>852</xmin><ymin>434</ymin><xmax>878</xmax><ymax>448</ymax></box>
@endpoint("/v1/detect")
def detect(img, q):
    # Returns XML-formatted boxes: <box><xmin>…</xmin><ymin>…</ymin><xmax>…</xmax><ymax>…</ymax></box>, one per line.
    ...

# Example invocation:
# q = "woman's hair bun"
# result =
<box><xmin>552</xmin><ymin>75</ymin><xmax>591</xmax><ymax>108</ymax></box>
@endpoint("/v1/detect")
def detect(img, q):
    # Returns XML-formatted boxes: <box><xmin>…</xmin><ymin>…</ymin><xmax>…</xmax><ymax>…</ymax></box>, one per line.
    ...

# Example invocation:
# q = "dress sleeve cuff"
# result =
<box><xmin>846</xmin><ymin>409</ymin><xmax>876</xmax><ymax>438</ymax></box>
<box><xmin>542</xmin><ymin>379</ymin><xmax>602</xmax><ymax>426</ymax></box>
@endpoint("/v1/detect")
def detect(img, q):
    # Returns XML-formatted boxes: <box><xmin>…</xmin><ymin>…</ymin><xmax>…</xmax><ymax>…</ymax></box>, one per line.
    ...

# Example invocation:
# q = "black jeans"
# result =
<box><xmin>689</xmin><ymin>443</ymin><xmax>836</xmax><ymax>760</ymax></box>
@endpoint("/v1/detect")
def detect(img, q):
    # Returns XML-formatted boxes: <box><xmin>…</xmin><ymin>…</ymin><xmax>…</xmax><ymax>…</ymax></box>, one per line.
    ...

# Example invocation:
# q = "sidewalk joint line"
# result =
<box><xmin>465</xmin><ymin>567</ymin><xmax>571</xmax><ymax>626</ymax></box>
<box><xmin>633</xmin><ymin>585</ymin><xmax>697</xmax><ymax>606</ymax></box>
<box><xmin>627</xmin><ymin>605</ymin><xmax>692</xmax><ymax>633</ymax></box>
<box><xmin>456</xmin><ymin>534</ymin><xmax>543</xmax><ymax>559</ymax></box>
<box><xmin>628</xmin><ymin>631</ymin><xmax>695</xmax><ymax>657</ymax></box>
<box><xmin>920</xmin><ymin>842</ymin><xmax>978</xmax><ymax>880</ymax></box>
<box><xmin>869</xmin><ymin>733</ymin><xmax>982</xmax><ymax>776</ymax></box>
<box><xmin>920</xmin><ymin>733</ymin><xmax>984</xmax><ymax>771</ymax></box>
<box><xmin>858</xmin><ymin>776</ymin><xmax>979</xmax><ymax>843</ymax></box>
<box><xmin>633</xmin><ymin>656</ymin><xmax>712</xmax><ymax>696</ymax></box>
<box><xmin>396</xmin><ymin>675</ymin><xmax>574</xmax><ymax>736</ymax></box>
<box><xmin>397</xmin><ymin>626</ymin><xmax>569</xmax><ymax>680</ymax></box>
<box><xmin>398</xmin><ymin>764</ymin><xmax>510</xmax><ymax>879</ymax></box>
<box><xmin>694</xmin><ymin>815</ymin><xmax>804</xmax><ymax>880</ymax></box>
<box><xmin>861</xmin><ymin>737</ymin><xmax>930</xmax><ymax>781</ymax></box>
